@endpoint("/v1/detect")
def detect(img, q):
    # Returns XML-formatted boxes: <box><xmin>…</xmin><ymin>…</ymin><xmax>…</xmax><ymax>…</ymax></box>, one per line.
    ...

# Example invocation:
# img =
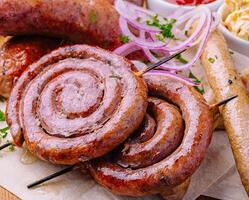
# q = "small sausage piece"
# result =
<box><xmin>0</xmin><ymin>36</ymin><xmax>60</xmax><ymax>98</ymax></box>
<box><xmin>201</xmin><ymin>30</ymin><xmax>249</xmax><ymax>195</ymax></box>
<box><xmin>6</xmin><ymin>45</ymin><xmax>148</xmax><ymax>165</ymax></box>
<box><xmin>88</xmin><ymin>74</ymin><xmax>213</xmax><ymax>197</ymax></box>
<box><xmin>0</xmin><ymin>0</ymin><xmax>122</xmax><ymax>50</ymax></box>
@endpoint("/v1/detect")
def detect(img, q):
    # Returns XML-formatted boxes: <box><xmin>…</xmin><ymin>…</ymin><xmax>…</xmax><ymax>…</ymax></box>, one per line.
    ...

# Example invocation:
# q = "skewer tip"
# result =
<box><xmin>0</xmin><ymin>142</ymin><xmax>12</xmax><ymax>151</ymax></box>
<box><xmin>211</xmin><ymin>95</ymin><xmax>238</xmax><ymax>108</ymax></box>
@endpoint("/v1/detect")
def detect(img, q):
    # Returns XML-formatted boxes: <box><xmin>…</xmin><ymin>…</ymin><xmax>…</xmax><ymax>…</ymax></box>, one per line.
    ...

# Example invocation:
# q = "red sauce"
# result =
<box><xmin>169</xmin><ymin>0</ymin><xmax>216</xmax><ymax>5</ymax></box>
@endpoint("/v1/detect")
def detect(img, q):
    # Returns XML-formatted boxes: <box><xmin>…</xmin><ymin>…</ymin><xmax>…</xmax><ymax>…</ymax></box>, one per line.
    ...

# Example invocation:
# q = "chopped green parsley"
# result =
<box><xmin>146</xmin><ymin>15</ymin><xmax>177</xmax><ymax>39</ymax></box>
<box><xmin>120</xmin><ymin>35</ymin><xmax>129</xmax><ymax>43</ymax></box>
<box><xmin>208</xmin><ymin>57</ymin><xmax>215</xmax><ymax>64</ymax></box>
<box><xmin>6</xmin><ymin>140</ymin><xmax>15</xmax><ymax>152</ymax></box>
<box><xmin>89</xmin><ymin>10</ymin><xmax>97</xmax><ymax>24</ymax></box>
<box><xmin>188</xmin><ymin>72</ymin><xmax>205</xmax><ymax>95</ymax></box>
<box><xmin>175</xmin><ymin>54</ymin><xmax>188</xmax><ymax>64</ymax></box>
<box><xmin>0</xmin><ymin>127</ymin><xmax>9</xmax><ymax>139</ymax></box>
<box><xmin>185</xmin><ymin>30</ymin><xmax>189</xmax><ymax>37</ymax></box>
<box><xmin>0</xmin><ymin>110</ymin><xmax>5</xmax><ymax>121</ymax></box>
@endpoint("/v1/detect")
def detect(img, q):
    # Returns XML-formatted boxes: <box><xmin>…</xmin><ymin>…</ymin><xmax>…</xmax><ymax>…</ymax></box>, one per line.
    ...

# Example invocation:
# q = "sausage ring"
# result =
<box><xmin>6</xmin><ymin>45</ymin><xmax>148</xmax><ymax>165</ymax></box>
<box><xmin>88</xmin><ymin>73</ymin><xmax>214</xmax><ymax>197</ymax></box>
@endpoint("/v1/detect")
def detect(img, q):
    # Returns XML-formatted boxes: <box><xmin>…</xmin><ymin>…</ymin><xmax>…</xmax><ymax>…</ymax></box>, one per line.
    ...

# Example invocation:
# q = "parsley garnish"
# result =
<box><xmin>9</xmin><ymin>144</ymin><xmax>15</xmax><ymax>152</ymax></box>
<box><xmin>146</xmin><ymin>14</ymin><xmax>160</xmax><ymax>26</ymax></box>
<box><xmin>161</xmin><ymin>23</ymin><xmax>175</xmax><ymax>38</ymax></box>
<box><xmin>208</xmin><ymin>57</ymin><xmax>215</xmax><ymax>64</ymax></box>
<box><xmin>120</xmin><ymin>35</ymin><xmax>129</xmax><ymax>43</ymax></box>
<box><xmin>0</xmin><ymin>127</ymin><xmax>9</xmax><ymax>139</ymax></box>
<box><xmin>89</xmin><ymin>10</ymin><xmax>97</xmax><ymax>24</ymax></box>
<box><xmin>195</xmin><ymin>87</ymin><xmax>205</xmax><ymax>95</ymax></box>
<box><xmin>147</xmin><ymin>15</ymin><xmax>177</xmax><ymax>39</ymax></box>
<box><xmin>155</xmin><ymin>33</ymin><xmax>165</xmax><ymax>42</ymax></box>
<box><xmin>0</xmin><ymin>110</ymin><xmax>5</xmax><ymax>121</ymax></box>
<box><xmin>185</xmin><ymin>30</ymin><xmax>189</xmax><ymax>37</ymax></box>
<box><xmin>6</xmin><ymin>140</ymin><xmax>15</xmax><ymax>152</ymax></box>
<box><xmin>189</xmin><ymin>72</ymin><xmax>201</xmax><ymax>83</ymax></box>
<box><xmin>175</xmin><ymin>54</ymin><xmax>188</xmax><ymax>64</ymax></box>
<box><xmin>188</xmin><ymin>72</ymin><xmax>205</xmax><ymax>95</ymax></box>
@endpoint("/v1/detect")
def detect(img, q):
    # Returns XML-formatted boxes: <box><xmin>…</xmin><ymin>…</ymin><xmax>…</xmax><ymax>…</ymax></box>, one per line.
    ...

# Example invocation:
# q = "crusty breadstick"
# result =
<box><xmin>201</xmin><ymin>30</ymin><xmax>249</xmax><ymax>195</ymax></box>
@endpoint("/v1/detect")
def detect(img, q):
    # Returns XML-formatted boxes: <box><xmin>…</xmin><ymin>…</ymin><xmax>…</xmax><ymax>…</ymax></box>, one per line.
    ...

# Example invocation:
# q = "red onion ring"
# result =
<box><xmin>114</xmin><ymin>1</ymin><xmax>219</xmax><ymax>84</ymax></box>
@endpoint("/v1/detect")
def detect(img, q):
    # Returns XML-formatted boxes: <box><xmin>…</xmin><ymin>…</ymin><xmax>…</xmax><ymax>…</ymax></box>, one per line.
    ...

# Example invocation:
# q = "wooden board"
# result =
<box><xmin>0</xmin><ymin>186</ymin><xmax>217</xmax><ymax>200</ymax></box>
<box><xmin>0</xmin><ymin>186</ymin><xmax>19</xmax><ymax>200</ymax></box>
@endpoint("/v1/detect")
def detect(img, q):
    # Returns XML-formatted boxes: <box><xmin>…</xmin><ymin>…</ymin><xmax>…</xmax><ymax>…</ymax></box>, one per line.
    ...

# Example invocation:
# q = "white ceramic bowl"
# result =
<box><xmin>147</xmin><ymin>0</ymin><xmax>223</xmax><ymax>17</ymax></box>
<box><xmin>217</xmin><ymin>4</ymin><xmax>249</xmax><ymax>57</ymax></box>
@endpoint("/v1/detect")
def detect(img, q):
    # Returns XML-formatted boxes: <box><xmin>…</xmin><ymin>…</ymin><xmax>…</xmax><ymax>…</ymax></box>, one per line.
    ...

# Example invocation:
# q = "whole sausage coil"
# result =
<box><xmin>6</xmin><ymin>45</ymin><xmax>148</xmax><ymax>165</ymax></box>
<box><xmin>0</xmin><ymin>36</ymin><xmax>60</xmax><ymax>98</ymax></box>
<box><xmin>88</xmin><ymin>73</ymin><xmax>214</xmax><ymax>198</ymax></box>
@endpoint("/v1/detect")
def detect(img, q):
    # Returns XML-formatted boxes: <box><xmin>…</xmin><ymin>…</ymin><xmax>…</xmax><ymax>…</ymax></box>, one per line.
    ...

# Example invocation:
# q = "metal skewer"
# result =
<box><xmin>135</xmin><ymin>48</ymin><xmax>187</xmax><ymax>77</ymax></box>
<box><xmin>0</xmin><ymin>142</ymin><xmax>12</xmax><ymax>150</ymax></box>
<box><xmin>27</xmin><ymin>164</ymin><xmax>77</xmax><ymax>189</ymax></box>
<box><xmin>211</xmin><ymin>95</ymin><xmax>238</xmax><ymax>108</ymax></box>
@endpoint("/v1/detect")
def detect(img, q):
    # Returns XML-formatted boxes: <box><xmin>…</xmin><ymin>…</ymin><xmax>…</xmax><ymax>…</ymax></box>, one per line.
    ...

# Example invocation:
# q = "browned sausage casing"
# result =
<box><xmin>6</xmin><ymin>45</ymin><xmax>148</xmax><ymax>165</ymax></box>
<box><xmin>201</xmin><ymin>30</ymin><xmax>249</xmax><ymax>195</ymax></box>
<box><xmin>0</xmin><ymin>0</ymin><xmax>122</xmax><ymax>50</ymax></box>
<box><xmin>0</xmin><ymin>36</ymin><xmax>60</xmax><ymax>98</ymax></box>
<box><xmin>88</xmin><ymin>73</ymin><xmax>213</xmax><ymax>197</ymax></box>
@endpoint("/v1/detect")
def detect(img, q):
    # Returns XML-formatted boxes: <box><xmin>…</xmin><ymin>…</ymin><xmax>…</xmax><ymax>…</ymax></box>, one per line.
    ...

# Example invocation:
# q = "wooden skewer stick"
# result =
<box><xmin>135</xmin><ymin>48</ymin><xmax>188</xmax><ymax>77</ymax></box>
<box><xmin>0</xmin><ymin>142</ymin><xmax>12</xmax><ymax>151</ymax></box>
<box><xmin>211</xmin><ymin>95</ymin><xmax>238</xmax><ymax>109</ymax></box>
<box><xmin>27</xmin><ymin>164</ymin><xmax>77</xmax><ymax>189</ymax></box>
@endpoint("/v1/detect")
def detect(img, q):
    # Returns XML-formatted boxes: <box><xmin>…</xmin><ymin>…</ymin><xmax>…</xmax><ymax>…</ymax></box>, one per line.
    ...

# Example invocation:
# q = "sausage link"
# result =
<box><xmin>6</xmin><ymin>45</ymin><xmax>148</xmax><ymax>165</ymax></box>
<box><xmin>0</xmin><ymin>0</ymin><xmax>122</xmax><ymax>50</ymax></box>
<box><xmin>201</xmin><ymin>30</ymin><xmax>249</xmax><ymax>195</ymax></box>
<box><xmin>88</xmin><ymin>73</ymin><xmax>213</xmax><ymax>197</ymax></box>
<box><xmin>0</xmin><ymin>36</ymin><xmax>60</xmax><ymax>98</ymax></box>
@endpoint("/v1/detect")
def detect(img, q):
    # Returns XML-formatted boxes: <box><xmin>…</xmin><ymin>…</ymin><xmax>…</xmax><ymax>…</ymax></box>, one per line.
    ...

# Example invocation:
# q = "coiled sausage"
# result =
<box><xmin>88</xmin><ymin>73</ymin><xmax>213</xmax><ymax>198</ymax></box>
<box><xmin>6</xmin><ymin>45</ymin><xmax>148</xmax><ymax>165</ymax></box>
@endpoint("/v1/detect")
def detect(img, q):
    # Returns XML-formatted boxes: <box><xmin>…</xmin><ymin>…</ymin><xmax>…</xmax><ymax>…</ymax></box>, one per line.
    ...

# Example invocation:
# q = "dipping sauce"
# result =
<box><xmin>167</xmin><ymin>0</ymin><xmax>216</xmax><ymax>5</ymax></box>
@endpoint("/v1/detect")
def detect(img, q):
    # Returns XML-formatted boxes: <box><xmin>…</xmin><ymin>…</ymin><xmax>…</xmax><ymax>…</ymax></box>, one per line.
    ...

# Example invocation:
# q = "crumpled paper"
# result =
<box><xmin>0</xmin><ymin>50</ymin><xmax>248</xmax><ymax>200</ymax></box>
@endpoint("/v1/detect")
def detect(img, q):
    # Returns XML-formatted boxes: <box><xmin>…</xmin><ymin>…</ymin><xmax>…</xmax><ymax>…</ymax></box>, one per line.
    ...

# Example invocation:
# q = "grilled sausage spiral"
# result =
<box><xmin>6</xmin><ymin>45</ymin><xmax>148</xmax><ymax>165</ymax></box>
<box><xmin>88</xmin><ymin>73</ymin><xmax>214</xmax><ymax>198</ymax></box>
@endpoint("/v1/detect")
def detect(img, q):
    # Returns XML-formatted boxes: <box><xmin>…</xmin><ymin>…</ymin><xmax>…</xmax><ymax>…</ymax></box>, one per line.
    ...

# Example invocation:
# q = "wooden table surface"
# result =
<box><xmin>0</xmin><ymin>185</ymin><xmax>217</xmax><ymax>200</ymax></box>
<box><xmin>0</xmin><ymin>186</ymin><xmax>19</xmax><ymax>200</ymax></box>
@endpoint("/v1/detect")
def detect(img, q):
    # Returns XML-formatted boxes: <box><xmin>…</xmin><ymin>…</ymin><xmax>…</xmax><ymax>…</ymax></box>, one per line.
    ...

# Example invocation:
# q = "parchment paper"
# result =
<box><xmin>0</xmin><ymin>51</ymin><xmax>248</xmax><ymax>200</ymax></box>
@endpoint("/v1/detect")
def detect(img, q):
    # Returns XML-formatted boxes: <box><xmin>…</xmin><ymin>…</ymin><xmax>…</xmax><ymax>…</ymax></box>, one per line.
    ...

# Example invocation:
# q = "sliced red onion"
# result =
<box><xmin>160</xmin><ymin>7</ymin><xmax>212</xmax><ymax>70</ymax></box>
<box><xmin>114</xmin><ymin>42</ymin><xmax>141</xmax><ymax>56</ymax></box>
<box><xmin>115</xmin><ymin>0</ymin><xmax>137</xmax><ymax>21</ymax></box>
<box><xmin>114</xmin><ymin>1</ymin><xmax>218</xmax><ymax>85</ymax></box>
<box><xmin>119</xmin><ymin>17</ymin><xmax>167</xmax><ymax>49</ymax></box>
